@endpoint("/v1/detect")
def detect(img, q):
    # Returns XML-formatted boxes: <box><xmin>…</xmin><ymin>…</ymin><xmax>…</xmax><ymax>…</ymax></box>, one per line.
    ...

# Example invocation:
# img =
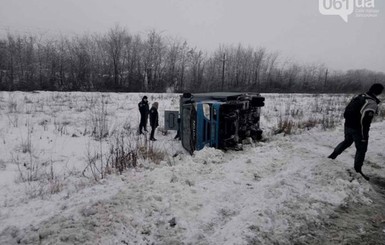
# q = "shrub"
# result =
<box><xmin>275</xmin><ymin>116</ymin><xmax>294</xmax><ymax>135</ymax></box>
<box><xmin>90</xmin><ymin>96</ymin><xmax>109</xmax><ymax>141</ymax></box>
<box><xmin>107</xmin><ymin>134</ymin><xmax>138</xmax><ymax>174</ymax></box>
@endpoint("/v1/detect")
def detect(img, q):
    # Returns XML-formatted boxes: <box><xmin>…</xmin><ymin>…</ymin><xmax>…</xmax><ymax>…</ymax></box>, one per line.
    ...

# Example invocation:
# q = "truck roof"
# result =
<box><xmin>187</xmin><ymin>92</ymin><xmax>261</xmax><ymax>102</ymax></box>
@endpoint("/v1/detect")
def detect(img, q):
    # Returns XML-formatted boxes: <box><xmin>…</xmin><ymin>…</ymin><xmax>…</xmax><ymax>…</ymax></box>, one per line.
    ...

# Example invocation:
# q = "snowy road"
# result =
<box><xmin>2</xmin><ymin>122</ymin><xmax>385</xmax><ymax>244</ymax></box>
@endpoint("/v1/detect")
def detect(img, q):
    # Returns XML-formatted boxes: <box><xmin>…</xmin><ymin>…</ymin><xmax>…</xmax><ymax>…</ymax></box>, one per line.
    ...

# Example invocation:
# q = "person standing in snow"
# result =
<box><xmin>149</xmin><ymin>102</ymin><xmax>159</xmax><ymax>141</ymax></box>
<box><xmin>328</xmin><ymin>83</ymin><xmax>384</xmax><ymax>180</ymax></box>
<box><xmin>138</xmin><ymin>96</ymin><xmax>149</xmax><ymax>134</ymax></box>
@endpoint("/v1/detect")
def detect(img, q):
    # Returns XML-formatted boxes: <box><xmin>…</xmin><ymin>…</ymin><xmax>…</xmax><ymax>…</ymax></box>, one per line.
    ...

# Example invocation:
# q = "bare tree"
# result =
<box><xmin>105</xmin><ymin>25</ymin><xmax>126</xmax><ymax>88</ymax></box>
<box><xmin>142</xmin><ymin>30</ymin><xmax>166</xmax><ymax>91</ymax></box>
<box><xmin>252</xmin><ymin>47</ymin><xmax>266</xmax><ymax>90</ymax></box>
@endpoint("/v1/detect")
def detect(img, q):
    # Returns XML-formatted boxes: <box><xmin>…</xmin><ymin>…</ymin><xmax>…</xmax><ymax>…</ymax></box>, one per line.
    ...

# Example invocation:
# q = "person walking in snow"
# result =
<box><xmin>328</xmin><ymin>83</ymin><xmax>384</xmax><ymax>180</ymax></box>
<box><xmin>138</xmin><ymin>96</ymin><xmax>149</xmax><ymax>134</ymax></box>
<box><xmin>149</xmin><ymin>102</ymin><xmax>159</xmax><ymax>141</ymax></box>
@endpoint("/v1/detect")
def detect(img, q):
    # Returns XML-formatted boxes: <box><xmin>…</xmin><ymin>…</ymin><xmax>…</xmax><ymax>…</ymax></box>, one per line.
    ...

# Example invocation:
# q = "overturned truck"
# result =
<box><xmin>166</xmin><ymin>92</ymin><xmax>265</xmax><ymax>154</ymax></box>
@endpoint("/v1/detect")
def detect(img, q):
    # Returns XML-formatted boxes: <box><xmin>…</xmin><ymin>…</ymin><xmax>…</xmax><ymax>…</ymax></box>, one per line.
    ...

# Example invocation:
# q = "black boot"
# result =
<box><xmin>328</xmin><ymin>152</ymin><xmax>337</xmax><ymax>159</ymax></box>
<box><xmin>355</xmin><ymin>166</ymin><xmax>370</xmax><ymax>181</ymax></box>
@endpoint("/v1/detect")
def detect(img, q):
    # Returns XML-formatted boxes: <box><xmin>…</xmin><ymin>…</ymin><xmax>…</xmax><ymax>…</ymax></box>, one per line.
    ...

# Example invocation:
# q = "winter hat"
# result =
<box><xmin>368</xmin><ymin>83</ymin><xmax>384</xmax><ymax>95</ymax></box>
<box><xmin>143</xmin><ymin>96</ymin><xmax>148</xmax><ymax>100</ymax></box>
<box><xmin>152</xmin><ymin>102</ymin><xmax>159</xmax><ymax>109</ymax></box>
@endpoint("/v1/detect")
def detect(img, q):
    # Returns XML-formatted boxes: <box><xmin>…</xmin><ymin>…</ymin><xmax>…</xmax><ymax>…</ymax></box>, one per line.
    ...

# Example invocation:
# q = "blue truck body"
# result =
<box><xmin>179</xmin><ymin>92</ymin><xmax>265</xmax><ymax>154</ymax></box>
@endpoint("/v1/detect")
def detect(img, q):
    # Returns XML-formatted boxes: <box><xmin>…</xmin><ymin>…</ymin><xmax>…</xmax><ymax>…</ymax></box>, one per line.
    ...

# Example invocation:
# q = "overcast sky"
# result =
<box><xmin>0</xmin><ymin>0</ymin><xmax>384</xmax><ymax>72</ymax></box>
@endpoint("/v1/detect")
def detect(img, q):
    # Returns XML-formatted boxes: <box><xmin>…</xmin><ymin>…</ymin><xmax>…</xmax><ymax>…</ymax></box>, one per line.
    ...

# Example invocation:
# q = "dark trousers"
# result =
<box><xmin>331</xmin><ymin>127</ymin><xmax>368</xmax><ymax>171</ymax></box>
<box><xmin>139</xmin><ymin>117</ymin><xmax>147</xmax><ymax>133</ymax></box>
<box><xmin>150</xmin><ymin>126</ymin><xmax>157</xmax><ymax>139</ymax></box>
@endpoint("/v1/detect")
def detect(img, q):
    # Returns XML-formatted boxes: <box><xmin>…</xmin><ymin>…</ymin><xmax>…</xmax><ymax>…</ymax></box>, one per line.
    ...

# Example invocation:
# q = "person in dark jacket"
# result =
<box><xmin>328</xmin><ymin>83</ymin><xmax>384</xmax><ymax>180</ymax></box>
<box><xmin>138</xmin><ymin>96</ymin><xmax>149</xmax><ymax>134</ymax></box>
<box><xmin>149</xmin><ymin>102</ymin><xmax>159</xmax><ymax>141</ymax></box>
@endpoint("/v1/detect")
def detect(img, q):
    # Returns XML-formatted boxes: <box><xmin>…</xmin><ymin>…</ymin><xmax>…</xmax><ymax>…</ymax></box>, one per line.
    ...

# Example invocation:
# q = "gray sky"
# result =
<box><xmin>0</xmin><ymin>0</ymin><xmax>384</xmax><ymax>72</ymax></box>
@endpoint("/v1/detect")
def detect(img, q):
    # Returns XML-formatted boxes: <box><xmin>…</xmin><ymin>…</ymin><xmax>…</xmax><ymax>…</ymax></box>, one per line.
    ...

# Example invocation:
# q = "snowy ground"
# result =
<box><xmin>0</xmin><ymin>91</ymin><xmax>385</xmax><ymax>245</ymax></box>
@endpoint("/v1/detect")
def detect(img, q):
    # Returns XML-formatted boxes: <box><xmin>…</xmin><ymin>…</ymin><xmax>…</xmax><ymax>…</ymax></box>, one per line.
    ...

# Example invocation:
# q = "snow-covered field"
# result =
<box><xmin>1</xmin><ymin>91</ymin><xmax>385</xmax><ymax>244</ymax></box>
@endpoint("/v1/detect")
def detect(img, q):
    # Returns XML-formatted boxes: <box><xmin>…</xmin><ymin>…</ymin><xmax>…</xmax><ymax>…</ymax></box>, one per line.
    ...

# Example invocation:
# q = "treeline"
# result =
<box><xmin>0</xmin><ymin>26</ymin><xmax>384</xmax><ymax>93</ymax></box>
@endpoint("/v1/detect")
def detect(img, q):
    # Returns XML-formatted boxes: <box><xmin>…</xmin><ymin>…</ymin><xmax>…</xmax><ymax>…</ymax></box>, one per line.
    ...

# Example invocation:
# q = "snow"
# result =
<box><xmin>0</xmin><ymin>91</ymin><xmax>384</xmax><ymax>244</ymax></box>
